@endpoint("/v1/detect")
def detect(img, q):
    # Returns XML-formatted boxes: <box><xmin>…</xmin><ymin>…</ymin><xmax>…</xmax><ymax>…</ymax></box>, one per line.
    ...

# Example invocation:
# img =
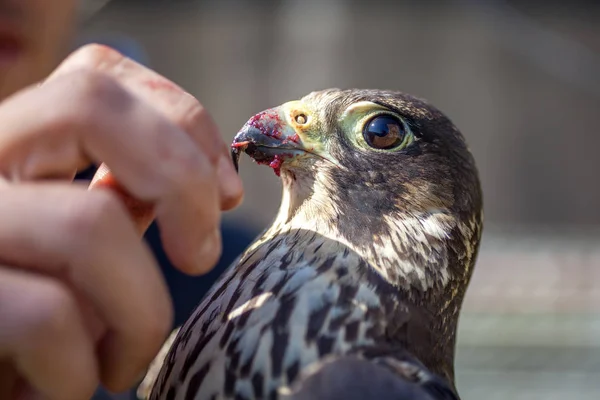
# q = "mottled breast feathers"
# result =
<box><xmin>150</xmin><ymin>231</ymin><xmax>458</xmax><ymax>400</ymax></box>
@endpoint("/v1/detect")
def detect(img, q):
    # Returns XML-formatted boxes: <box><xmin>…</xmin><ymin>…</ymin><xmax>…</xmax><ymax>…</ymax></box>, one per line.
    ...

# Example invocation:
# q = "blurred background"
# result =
<box><xmin>78</xmin><ymin>0</ymin><xmax>600</xmax><ymax>399</ymax></box>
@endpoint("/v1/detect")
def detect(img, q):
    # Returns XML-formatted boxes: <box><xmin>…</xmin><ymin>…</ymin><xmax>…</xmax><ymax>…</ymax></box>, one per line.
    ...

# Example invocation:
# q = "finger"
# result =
<box><xmin>49</xmin><ymin>44</ymin><xmax>244</xmax><ymax>210</ymax></box>
<box><xmin>0</xmin><ymin>267</ymin><xmax>98</xmax><ymax>400</ymax></box>
<box><xmin>0</xmin><ymin>184</ymin><xmax>173</xmax><ymax>391</ymax></box>
<box><xmin>90</xmin><ymin>163</ymin><xmax>155</xmax><ymax>236</ymax></box>
<box><xmin>0</xmin><ymin>70</ymin><xmax>222</xmax><ymax>274</ymax></box>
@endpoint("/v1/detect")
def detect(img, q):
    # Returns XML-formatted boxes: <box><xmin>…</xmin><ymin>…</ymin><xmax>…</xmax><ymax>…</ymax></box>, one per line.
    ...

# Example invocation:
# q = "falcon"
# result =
<box><xmin>144</xmin><ymin>89</ymin><xmax>483</xmax><ymax>400</ymax></box>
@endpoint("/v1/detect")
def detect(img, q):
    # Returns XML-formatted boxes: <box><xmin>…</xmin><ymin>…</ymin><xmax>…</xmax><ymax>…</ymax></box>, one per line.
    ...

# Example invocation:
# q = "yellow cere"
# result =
<box><xmin>279</xmin><ymin>100</ymin><xmax>328</xmax><ymax>155</ymax></box>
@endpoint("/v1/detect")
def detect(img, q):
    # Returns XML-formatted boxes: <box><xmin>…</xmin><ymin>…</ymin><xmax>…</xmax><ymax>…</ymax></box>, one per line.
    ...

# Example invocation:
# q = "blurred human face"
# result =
<box><xmin>0</xmin><ymin>0</ymin><xmax>77</xmax><ymax>99</ymax></box>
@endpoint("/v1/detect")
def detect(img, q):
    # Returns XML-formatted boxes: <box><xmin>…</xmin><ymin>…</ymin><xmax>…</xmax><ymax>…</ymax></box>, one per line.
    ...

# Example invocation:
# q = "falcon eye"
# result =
<box><xmin>363</xmin><ymin>115</ymin><xmax>406</xmax><ymax>150</ymax></box>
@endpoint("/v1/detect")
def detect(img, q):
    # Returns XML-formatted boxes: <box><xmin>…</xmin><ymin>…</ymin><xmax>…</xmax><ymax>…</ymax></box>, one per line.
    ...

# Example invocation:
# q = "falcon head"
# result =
<box><xmin>232</xmin><ymin>89</ymin><xmax>482</xmax><ymax>302</ymax></box>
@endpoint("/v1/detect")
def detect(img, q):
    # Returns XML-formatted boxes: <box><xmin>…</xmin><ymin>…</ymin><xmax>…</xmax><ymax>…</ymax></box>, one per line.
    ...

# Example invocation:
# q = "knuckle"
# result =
<box><xmin>164</xmin><ymin>150</ymin><xmax>214</xmax><ymax>198</ymax></box>
<box><xmin>179</xmin><ymin>95</ymin><xmax>205</xmax><ymax>122</ymax></box>
<box><xmin>47</xmin><ymin>70</ymin><xmax>126</xmax><ymax>132</ymax></box>
<box><xmin>70</xmin><ymin>44</ymin><xmax>123</xmax><ymax>66</ymax></box>
<box><xmin>183</xmin><ymin>152</ymin><xmax>215</xmax><ymax>188</ymax></box>
<box><xmin>184</xmin><ymin>104</ymin><xmax>222</xmax><ymax>165</ymax></box>
<box><xmin>69</xmin><ymin>70</ymin><xmax>124</xmax><ymax>113</ymax></box>
<box><xmin>182</xmin><ymin>101</ymin><xmax>208</xmax><ymax>130</ymax></box>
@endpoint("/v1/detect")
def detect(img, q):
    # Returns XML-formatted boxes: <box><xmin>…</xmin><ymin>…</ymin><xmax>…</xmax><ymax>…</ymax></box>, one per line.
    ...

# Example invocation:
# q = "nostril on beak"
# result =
<box><xmin>294</xmin><ymin>113</ymin><xmax>308</xmax><ymax>125</ymax></box>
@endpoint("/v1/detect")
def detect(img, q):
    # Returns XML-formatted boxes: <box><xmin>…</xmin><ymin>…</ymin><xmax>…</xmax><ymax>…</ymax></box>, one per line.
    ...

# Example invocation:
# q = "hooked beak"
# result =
<box><xmin>231</xmin><ymin>104</ymin><xmax>308</xmax><ymax>176</ymax></box>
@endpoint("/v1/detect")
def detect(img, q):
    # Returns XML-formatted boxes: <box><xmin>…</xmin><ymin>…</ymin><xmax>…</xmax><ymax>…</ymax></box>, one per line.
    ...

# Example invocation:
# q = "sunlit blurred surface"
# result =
<box><xmin>81</xmin><ymin>1</ymin><xmax>600</xmax><ymax>398</ymax></box>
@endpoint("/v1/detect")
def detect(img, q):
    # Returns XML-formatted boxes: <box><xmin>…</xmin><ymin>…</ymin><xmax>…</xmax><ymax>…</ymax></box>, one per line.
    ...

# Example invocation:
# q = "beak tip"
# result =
<box><xmin>230</xmin><ymin>149</ymin><xmax>239</xmax><ymax>173</ymax></box>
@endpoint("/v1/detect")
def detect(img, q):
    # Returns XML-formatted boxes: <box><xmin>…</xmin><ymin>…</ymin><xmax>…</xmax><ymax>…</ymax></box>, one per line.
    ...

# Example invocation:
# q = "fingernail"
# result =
<box><xmin>195</xmin><ymin>228</ymin><xmax>222</xmax><ymax>275</ymax></box>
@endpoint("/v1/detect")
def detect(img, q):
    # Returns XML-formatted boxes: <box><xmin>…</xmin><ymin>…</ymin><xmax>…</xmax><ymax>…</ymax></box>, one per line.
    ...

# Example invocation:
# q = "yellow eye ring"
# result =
<box><xmin>359</xmin><ymin>113</ymin><xmax>414</xmax><ymax>151</ymax></box>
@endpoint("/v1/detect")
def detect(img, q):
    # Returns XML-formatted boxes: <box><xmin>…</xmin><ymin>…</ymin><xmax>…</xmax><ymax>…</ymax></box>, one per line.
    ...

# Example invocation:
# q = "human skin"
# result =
<box><xmin>0</xmin><ymin>1</ymin><xmax>244</xmax><ymax>399</ymax></box>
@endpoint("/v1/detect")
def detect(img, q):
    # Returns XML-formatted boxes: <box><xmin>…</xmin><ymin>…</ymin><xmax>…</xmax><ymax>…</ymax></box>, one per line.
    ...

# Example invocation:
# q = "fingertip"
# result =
<box><xmin>217</xmin><ymin>155</ymin><xmax>244</xmax><ymax>211</ymax></box>
<box><xmin>161</xmin><ymin>226</ymin><xmax>222</xmax><ymax>276</ymax></box>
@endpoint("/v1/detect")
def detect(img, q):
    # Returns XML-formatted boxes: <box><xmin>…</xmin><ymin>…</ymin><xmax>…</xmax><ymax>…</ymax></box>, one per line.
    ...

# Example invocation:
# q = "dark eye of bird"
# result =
<box><xmin>363</xmin><ymin>115</ymin><xmax>405</xmax><ymax>150</ymax></box>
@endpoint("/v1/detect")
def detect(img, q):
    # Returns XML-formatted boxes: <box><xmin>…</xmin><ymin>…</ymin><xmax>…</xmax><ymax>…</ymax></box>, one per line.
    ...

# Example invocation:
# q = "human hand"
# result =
<box><xmin>0</xmin><ymin>44</ymin><xmax>243</xmax><ymax>400</ymax></box>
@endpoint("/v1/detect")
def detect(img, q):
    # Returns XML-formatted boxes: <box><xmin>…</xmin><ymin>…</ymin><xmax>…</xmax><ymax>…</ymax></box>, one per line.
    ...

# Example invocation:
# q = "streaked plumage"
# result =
<box><xmin>145</xmin><ymin>89</ymin><xmax>483</xmax><ymax>400</ymax></box>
